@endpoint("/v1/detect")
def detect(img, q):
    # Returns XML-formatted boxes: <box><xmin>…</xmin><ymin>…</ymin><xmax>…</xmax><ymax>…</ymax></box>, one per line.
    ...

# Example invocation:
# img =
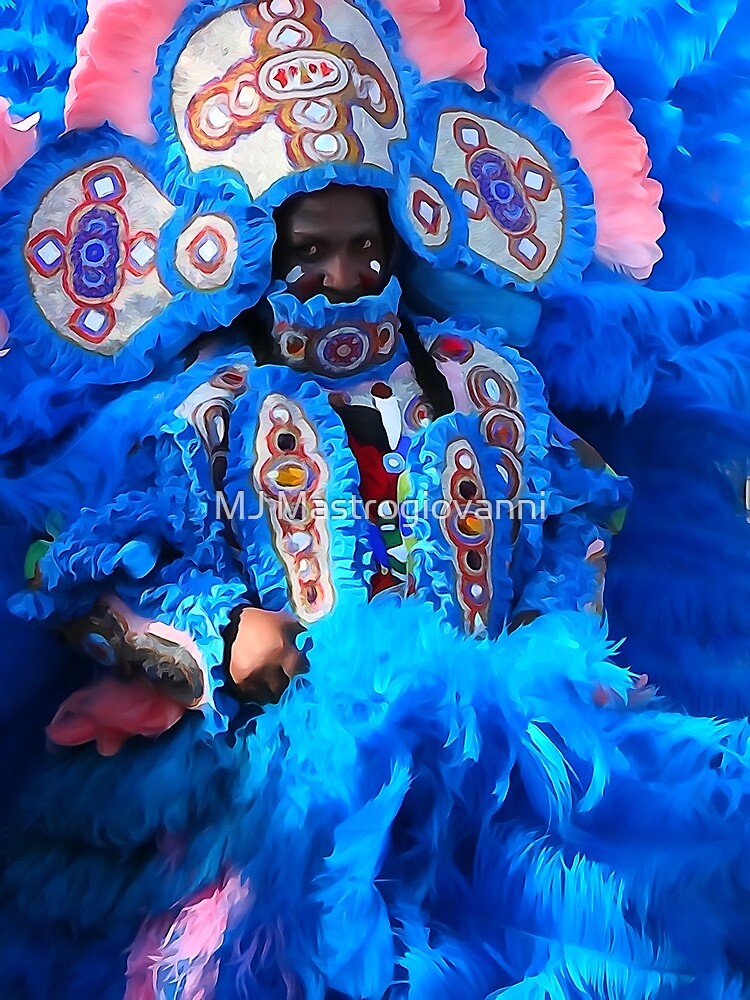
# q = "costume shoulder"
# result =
<box><xmin>412</xmin><ymin>313</ymin><xmax>630</xmax><ymax>518</ymax></box>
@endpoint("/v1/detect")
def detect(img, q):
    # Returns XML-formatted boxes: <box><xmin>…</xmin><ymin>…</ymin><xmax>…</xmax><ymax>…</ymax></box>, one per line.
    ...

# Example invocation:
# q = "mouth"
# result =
<box><xmin>317</xmin><ymin>289</ymin><xmax>364</xmax><ymax>304</ymax></box>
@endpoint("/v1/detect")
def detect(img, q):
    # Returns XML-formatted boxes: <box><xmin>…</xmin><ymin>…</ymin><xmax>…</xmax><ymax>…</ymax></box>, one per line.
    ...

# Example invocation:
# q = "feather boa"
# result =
<box><xmin>4</xmin><ymin>601</ymin><xmax>750</xmax><ymax>997</ymax></box>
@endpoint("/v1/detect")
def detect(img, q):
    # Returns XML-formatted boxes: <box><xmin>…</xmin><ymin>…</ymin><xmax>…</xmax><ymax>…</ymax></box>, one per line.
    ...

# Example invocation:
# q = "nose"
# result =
<box><xmin>321</xmin><ymin>253</ymin><xmax>362</xmax><ymax>300</ymax></box>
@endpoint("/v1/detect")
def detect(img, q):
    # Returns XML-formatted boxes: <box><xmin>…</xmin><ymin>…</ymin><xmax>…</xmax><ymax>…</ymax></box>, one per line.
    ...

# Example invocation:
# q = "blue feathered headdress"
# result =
<box><xmin>0</xmin><ymin>0</ymin><xmax>604</xmax><ymax>390</ymax></box>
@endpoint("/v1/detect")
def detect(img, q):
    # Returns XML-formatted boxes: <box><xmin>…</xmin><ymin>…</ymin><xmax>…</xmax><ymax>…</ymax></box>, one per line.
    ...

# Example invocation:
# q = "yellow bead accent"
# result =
<box><xmin>276</xmin><ymin>465</ymin><xmax>307</xmax><ymax>488</ymax></box>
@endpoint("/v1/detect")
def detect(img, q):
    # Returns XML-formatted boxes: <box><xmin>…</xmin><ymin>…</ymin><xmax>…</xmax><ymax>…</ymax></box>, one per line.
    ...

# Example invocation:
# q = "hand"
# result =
<box><xmin>64</xmin><ymin>596</ymin><xmax>206</xmax><ymax>708</ymax></box>
<box><xmin>226</xmin><ymin>608</ymin><xmax>308</xmax><ymax>704</ymax></box>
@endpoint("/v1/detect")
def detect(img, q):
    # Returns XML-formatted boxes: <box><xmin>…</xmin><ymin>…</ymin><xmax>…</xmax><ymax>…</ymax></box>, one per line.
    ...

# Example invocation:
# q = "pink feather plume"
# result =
<box><xmin>525</xmin><ymin>55</ymin><xmax>665</xmax><ymax>280</ymax></box>
<box><xmin>64</xmin><ymin>0</ymin><xmax>188</xmax><ymax>142</ymax></box>
<box><xmin>125</xmin><ymin>872</ymin><xmax>252</xmax><ymax>999</ymax></box>
<box><xmin>0</xmin><ymin>311</ymin><xmax>9</xmax><ymax>355</ymax></box>
<box><xmin>381</xmin><ymin>0</ymin><xmax>486</xmax><ymax>90</ymax></box>
<box><xmin>0</xmin><ymin>98</ymin><xmax>38</xmax><ymax>189</ymax></box>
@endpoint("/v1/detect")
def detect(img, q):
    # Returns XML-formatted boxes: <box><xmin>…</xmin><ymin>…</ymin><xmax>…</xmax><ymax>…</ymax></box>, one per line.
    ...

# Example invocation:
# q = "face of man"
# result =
<box><xmin>272</xmin><ymin>185</ymin><xmax>393</xmax><ymax>304</ymax></box>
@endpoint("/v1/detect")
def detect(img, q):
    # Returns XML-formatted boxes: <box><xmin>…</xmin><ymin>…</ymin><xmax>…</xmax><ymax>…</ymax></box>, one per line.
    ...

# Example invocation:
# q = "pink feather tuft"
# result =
<box><xmin>125</xmin><ymin>872</ymin><xmax>253</xmax><ymax>999</ymax></box>
<box><xmin>380</xmin><ymin>0</ymin><xmax>486</xmax><ymax>90</ymax></box>
<box><xmin>64</xmin><ymin>0</ymin><xmax>188</xmax><ymax>142</ymax></box>
<box><xmin>0</xmin><ymin>98</ymin><xmax>38</xmax><ymax>189</ymax></box>
<box><xmin>525</xmin><ymin>55</ymin><xmax>665</xmax><ymax>280</ymax></box>
<box><xmin>46</xmin><ymin>676</ymin><xmax>186</xmax><ymax>755</ymax></box>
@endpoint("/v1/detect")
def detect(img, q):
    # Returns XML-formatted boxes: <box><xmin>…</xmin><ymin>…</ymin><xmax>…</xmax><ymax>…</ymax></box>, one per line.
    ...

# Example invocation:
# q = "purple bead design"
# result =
<box><xmin>69</xmin><ymin>206</ymin><xmax>122</xmax><ymax>301</ymax></box>
<box><xmin>469</xmin><ymin>150</ymin><xmax>533</xmax><ymax>235</ymax></box>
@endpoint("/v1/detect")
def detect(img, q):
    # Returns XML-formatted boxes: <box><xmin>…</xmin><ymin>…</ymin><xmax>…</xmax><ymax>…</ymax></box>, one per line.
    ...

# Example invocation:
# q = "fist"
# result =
<box><xmin>226</xmin><ymin>608</ymin><xmax>308</xmax><ymax>704</ymax></box>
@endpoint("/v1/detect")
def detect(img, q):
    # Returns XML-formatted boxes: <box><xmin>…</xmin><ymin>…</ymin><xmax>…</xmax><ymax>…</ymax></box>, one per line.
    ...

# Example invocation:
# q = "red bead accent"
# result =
<box><xmin>433</xmin><ymin>334</ymin><xmax>474</xmax><ymax>364</ymax></box>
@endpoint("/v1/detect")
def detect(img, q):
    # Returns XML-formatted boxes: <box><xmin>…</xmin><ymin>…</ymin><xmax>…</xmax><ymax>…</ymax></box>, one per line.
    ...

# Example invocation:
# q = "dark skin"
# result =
<box><xmin>229</xmin><ymin>185</ymin><xmax>394</xmax><ymax>702</ymax></box>
<box><xmin>272</xmin><ymin>184</ymin><xmax>392</xmax><ymax>302</ymax></box>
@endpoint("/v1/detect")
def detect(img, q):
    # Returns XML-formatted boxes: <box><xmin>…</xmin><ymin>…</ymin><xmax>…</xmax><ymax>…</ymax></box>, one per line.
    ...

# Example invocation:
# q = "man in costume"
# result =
<box><xmin>16</xmin><ymin>171</ymin><xmax>625</xmax><ymax>729</ymax></box>
<box><xmin>1</xmin><ymin>0</ymin><xmax>750</xmax><ymax>997</ymax></box>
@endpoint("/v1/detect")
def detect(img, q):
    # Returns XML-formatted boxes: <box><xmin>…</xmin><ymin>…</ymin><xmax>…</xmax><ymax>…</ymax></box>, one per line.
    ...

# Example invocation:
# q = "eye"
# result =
<box><xmin>362</xmin><ymin>239</ymin><xmax>373</xmax><ymax>250</ymax></box>
<box><xmin>298</xmin><ymin>244</ymin><xmax>318</xmax><ymax>259</ymax></box>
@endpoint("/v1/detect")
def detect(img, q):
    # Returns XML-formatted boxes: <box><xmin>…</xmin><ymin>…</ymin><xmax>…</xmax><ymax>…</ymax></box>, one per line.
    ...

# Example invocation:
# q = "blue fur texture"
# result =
<box><xmin>0</xmin><ymin>0</ymin><xmax>749</xmax><ymax>995</ymax></box>
<box><xmin>4</xmin><ymin>601</ymin><xmax>750</xmax><ymax>998</ymax></box>
<box><xmin>462</xmin><ymin>0</ymin><xmax>750</xmax><ymax>720</ymax></box>
<box><xmin>0</xmin><ymin>0</ymin><xmax>88</xmax><ymax>145</ymax></box>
